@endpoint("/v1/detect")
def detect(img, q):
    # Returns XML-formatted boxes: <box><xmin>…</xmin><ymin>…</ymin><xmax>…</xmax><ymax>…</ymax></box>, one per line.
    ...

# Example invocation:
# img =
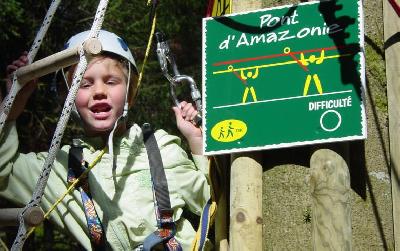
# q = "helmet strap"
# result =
<box><xmin>123</xmin><ymin>62</ymin><xmax>131</xmax><ymax>118</ymax></box>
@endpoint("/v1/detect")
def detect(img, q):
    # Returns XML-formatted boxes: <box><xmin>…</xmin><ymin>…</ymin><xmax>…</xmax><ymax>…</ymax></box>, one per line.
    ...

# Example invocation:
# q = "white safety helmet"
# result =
<box><xmin>63</xmin><ymin>29</ymin><xmax>138</xmax><ymax>109</ymax></box>
<box><xmin>64</xmin><ymin>30</ymin><xmax>138</xmax><ymax>168</ymax></box>
<box><xmin>65</xmin><ymin>29</ymin><xmax>137</xmax><ymax>70</ymax></box>
<box><xmin>62</xmin><ymin>29</ymin><xmax>139</xmax><ymax>133</ymax></box>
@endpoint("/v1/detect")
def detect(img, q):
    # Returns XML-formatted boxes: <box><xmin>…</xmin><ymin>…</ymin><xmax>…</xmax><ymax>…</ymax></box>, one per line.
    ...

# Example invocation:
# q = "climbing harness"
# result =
<box><xmin>154</xmin><ymin>31</ymin><xmax>202</xmax><ymax>126</ymax></box>
<box><xmin>142</xmin><ymin>123</ymin><xmax>183</xmax><ymax>251</ymax></box>
<box><xmin>68</xmin><ymin>139</ymin><xmax>106</xmax><ymax>250</ymax></box>
<box><xmin>8</xmin><ymin>0</ymin><xmax>110</xmax><ymax>250</ymax></box>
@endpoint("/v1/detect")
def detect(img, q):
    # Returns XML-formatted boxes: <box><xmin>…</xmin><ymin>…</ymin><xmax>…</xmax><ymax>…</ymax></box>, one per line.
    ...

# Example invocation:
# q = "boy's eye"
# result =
<box><xmin>106</xmin><ymin>78</ymin><xmax>121</xmax><ymax>85</ymax></box>
<box><xmin>80</xmin><ymin>80</ymin><xmax>92</xmax><ymax>88</ymax></box>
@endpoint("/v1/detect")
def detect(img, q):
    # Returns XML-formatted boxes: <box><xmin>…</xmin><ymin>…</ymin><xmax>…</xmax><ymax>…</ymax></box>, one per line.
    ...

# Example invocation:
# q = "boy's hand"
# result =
<box><xmin>172</xmin><ymin>101</ymin><xmax>203</xmax><ymax>155</ymax></box>
<box><xmin>2</xmin><ymin>52</ymin><xmax>37</xmax><ymax>121</ymax></box>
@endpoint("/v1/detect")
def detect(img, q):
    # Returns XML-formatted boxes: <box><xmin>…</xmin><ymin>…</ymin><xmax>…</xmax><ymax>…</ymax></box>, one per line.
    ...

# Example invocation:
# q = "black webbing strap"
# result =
<box><xmin>142</xmin><ymin>123</ymin><xmax>171</xmax><ymax>212</ymax></box>
<box><xmin>68</xmin><ymin>142</ymin><xmax>85</xmax><ymax>176</ymax></box>
<box><xmin>142</xmin><ymin>123</ymin><xmax>182</xmax><ymax>251</ymax></box>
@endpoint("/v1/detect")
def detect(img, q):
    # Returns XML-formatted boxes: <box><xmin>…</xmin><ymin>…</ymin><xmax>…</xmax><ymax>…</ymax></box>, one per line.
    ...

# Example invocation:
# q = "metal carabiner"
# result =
<box><xmin>155</xmin><ymin>31</ymin><xmax>202</xmax><ymax>126</ymax></box>
<box><xmin>155</xmin><ymin>31</ymin><xmax>179</xmax><ymax>83</ymax></box>
<box><xmin>172</xmin><ymin>75</ymin><xmax>202</xmax><ymax>126</ymax></box>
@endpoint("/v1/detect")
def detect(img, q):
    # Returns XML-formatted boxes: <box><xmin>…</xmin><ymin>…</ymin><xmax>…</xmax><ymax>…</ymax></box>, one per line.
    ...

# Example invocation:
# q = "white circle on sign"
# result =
<box><xmin>320</xmin><ymin>110</ymin><xmax>341</xmax><ymax>132</ymax></box>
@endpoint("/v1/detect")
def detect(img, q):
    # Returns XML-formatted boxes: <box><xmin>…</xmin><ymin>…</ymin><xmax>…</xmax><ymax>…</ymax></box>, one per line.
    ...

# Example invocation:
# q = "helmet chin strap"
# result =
<box><xmin>107</xmin><ymin>62</ymin><xmax>131</xmax><ymax>169</ymax></box>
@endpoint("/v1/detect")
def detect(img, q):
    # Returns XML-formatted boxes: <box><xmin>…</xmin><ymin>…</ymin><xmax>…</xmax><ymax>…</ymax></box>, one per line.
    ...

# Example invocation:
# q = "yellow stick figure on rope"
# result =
<box><xmin>284</xmin><ymin>47</ymin><xmax>326</xmax><ymax>96</ymax></box>
<box><xmin>229</xmin><ymin>65</ymin><xmax>258</xmax><ymax>103</ymax></box>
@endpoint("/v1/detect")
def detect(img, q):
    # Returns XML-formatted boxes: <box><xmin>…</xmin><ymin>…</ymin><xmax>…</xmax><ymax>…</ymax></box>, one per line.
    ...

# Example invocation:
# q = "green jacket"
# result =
<box><xmin>0</xmin><ymin>122</ymin><xmax>210</xmax><ymax>250</ymax></box>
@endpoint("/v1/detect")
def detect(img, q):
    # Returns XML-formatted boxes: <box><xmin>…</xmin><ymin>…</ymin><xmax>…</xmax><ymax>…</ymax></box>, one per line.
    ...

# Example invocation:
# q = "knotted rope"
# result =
<box><xmin>11</xmin><ymin>0</ymin><xmax>110</xmax><ymax>249</ymax></box>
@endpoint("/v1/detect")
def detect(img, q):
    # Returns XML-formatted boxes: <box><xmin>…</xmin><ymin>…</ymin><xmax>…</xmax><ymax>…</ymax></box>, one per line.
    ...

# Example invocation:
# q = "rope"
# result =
<box><xmin>25</xmin><ymin>148</ymin><xmax>107</xmax><ymax>239</ymax></box>
<box><xmin>11</xmin><ymin>1</ymin><xmax>110</xmax><ymax>249</ymax></box>
<box><xmin>136</xmin><ymin>1</ymin><xmax>158</xmax><ymax>97</ymax></box>
<box><xmin>0</xmin><ymin>0</ymin><xmax>61</xmax><ymax>136</ymax></box>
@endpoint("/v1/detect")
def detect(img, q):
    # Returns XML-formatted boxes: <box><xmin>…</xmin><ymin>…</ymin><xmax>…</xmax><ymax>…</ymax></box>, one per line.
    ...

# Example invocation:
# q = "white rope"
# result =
<box><xmin>0</xmin><ymin>0</ymin><xmax>62</xmax><ymax>136</ymax></box>
<box><xmin>11</xmin><ymin>0</ymin><xmax>110</xmax><ymax>249</ymax></box>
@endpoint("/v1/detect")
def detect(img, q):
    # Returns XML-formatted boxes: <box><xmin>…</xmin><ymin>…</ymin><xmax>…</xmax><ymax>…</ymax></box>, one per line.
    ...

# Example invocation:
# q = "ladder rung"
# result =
<box><xmin>0</xmin><ymin>206</ymin><xmax>44</xmax><ymax>227</ymax></box>
<box><xmin>15</xmin><ymin>38</ymin><xmax>102</xmax><ymax>84</ymax></box>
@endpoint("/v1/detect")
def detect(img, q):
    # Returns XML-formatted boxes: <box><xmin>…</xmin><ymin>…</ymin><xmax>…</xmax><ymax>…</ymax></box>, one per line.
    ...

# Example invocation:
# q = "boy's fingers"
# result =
<box><xmin>14</xmin><ymin>59</ymin><xmax>26</xmax><ymax>67</ymax></box>
<box><xmin>172</xmin><ymin>106</ymin><xmax>184</xmax><ymax>123</ymax></box>
<box><xmin>181</xmin><ymin>103</ymin><xmax>193</xmax><ymax>118</ymax></box>
<box><xmin>6</xmin><ymin>65</ymin><xmax>18</xmax><ymax>76</ymax></box>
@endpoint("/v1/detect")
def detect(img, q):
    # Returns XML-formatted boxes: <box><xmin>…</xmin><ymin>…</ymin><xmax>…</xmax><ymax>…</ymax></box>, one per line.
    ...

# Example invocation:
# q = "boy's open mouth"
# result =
<box><xmin>90</xmin><ymin>103</ymin><xmax>112</xmax><ymax>119</ymax></box>
<box><xmin>91</xmin><ymin>103</ymin><xmax>112</xmax><ymax>113</ymax></box>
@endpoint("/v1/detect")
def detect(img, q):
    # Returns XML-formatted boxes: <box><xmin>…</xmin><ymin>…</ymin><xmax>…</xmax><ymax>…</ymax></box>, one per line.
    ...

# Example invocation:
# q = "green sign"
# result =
<box><xmin>202</xmin><ymin>0</ymin><xmax>366</xmax><ymax>155</ymax></box>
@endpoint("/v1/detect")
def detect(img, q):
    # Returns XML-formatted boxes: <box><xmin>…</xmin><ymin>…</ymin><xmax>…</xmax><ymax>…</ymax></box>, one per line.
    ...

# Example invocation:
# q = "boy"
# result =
<box><xmin>0</xmin><ymin>30</ymin><xmax>209</xmax><ymax>250</ymax></box>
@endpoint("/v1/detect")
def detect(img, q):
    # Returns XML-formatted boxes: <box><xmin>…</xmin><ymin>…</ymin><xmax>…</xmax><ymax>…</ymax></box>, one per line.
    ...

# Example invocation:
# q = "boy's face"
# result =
<box><xmin>75</xmin><ymin>57</ymin><xmax>127</xmax><ymax>136</ymax></box>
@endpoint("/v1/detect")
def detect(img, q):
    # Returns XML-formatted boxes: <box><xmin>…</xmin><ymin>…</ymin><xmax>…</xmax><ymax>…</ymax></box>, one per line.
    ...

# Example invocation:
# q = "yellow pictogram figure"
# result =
<box><xmin>240</xmin><ymin>67</ymin><xmax>259</xmax><ymax>80</ymax></box>
<box><xmin>299</xmin><ymin>49</ymin><xmax>326</xmax><ymax>96</ymax></box>
<box><xmin>300</xmin><ymin>49</ymin><xmax>325</xmax><ymax>66</ymax></box>
<box><xmin>242</xmin><ymin>86</ymin><xmax>257</xmax><ymax>103</ymax></box>
<box><xmin>303</xmin><ymin>73</ymin><xmax>323</xmax><ymax>96</ymax></box>
<box><xmin>230</xmin><ymin>66</ymin><xmax>258</xmax><ymax>104</ymax></box>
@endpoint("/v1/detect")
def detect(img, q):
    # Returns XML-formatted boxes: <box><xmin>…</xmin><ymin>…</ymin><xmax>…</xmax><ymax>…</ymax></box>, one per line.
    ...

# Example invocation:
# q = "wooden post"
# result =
<box><xmin>383</xmin><ymin>1</ymin><xmax>400</xmax><ymax>249</ymax></box>
<box><xmin>230</xmin><ymin>152</ymin><xmax>263</xmax><ymax>251</ymax></box>
<box><xmin>303</xmin><ymin>0</ymin><xmax>352</xmax><ymax>249</ymax></box>
<box><xmin>229</xmin><ymin>3</ymin><xmax>263</xmax><ymax>251</ymax></box>
<box><xmin>310</xmin><ymin>148</ymin><xmax>352</xmax><ymax>251</ymax></box>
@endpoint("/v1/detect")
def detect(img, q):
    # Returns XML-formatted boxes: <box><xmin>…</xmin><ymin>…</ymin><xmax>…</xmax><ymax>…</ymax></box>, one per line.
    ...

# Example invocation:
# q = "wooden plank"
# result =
<box><xmin>383</xmin><ymin>1</ymin><xmax>400</xmax><ymax>249</ymax></box>
<box><xmin>310</xmin><ymin>148</ymin><xmax>352</xmax><ymax>251</ymax></box>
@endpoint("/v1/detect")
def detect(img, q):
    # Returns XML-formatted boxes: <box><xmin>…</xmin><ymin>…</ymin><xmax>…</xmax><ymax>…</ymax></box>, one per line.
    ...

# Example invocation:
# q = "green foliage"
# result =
<box><xmin>0</xmin><ymin>0</ymin><xmax>24</xmax><ymax>41</ymax></box>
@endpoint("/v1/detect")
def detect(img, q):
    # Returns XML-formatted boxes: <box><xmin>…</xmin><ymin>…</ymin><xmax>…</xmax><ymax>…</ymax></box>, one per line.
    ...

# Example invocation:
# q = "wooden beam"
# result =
<box><xmin>383</xmin><ymin>1</ymin><xmax>400</xmax><ymax>249</ymax></box>
<box><xmin>0</xmin><ymin>207</ymin><xmax>44</xmax><ymax>227</ymax></box>
<box><xmin>310</xmin><ymin>148</ymin><xmax>352</xmax><ymax>250</ymax></box>
<box><xmin>15</xmin><ymin>38</ymin><xmax>102</xmax><ymax>84</ymax></box>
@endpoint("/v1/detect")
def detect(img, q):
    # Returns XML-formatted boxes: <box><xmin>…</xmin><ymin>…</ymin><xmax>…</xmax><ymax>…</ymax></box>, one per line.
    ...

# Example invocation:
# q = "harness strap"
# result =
<box><xmin>142</xmin><ymin>123</ymin><xmax>182</xmax><ymax>251</ymax></box>
<box><xmin>68</xmin><ymin>140</ymin><xmax>105</xmax><ymax>251</ymax></box>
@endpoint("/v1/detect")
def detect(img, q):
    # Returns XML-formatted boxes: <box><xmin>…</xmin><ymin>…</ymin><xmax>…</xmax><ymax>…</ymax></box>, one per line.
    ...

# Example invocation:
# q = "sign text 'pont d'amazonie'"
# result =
<box><xmin>202</xmin><ymin>0</ymin><xmax>366</xmax><ymax>155</ymax></box>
